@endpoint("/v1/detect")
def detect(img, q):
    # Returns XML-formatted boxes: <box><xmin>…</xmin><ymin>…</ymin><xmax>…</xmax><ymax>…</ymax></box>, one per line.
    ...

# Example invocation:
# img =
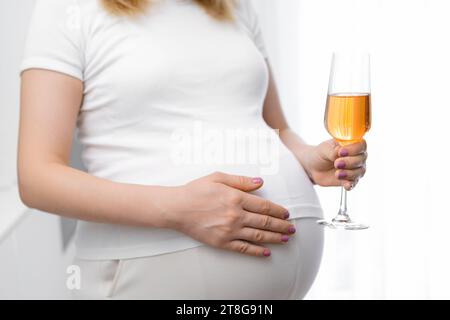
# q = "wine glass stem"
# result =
<box><xmin>339</xmin><ymin>186</ymin><xmax>348</xmax><ymax>216</ymax></box>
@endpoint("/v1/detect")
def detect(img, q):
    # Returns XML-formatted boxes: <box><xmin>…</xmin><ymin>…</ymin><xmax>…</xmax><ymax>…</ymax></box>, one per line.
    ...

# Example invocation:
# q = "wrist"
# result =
<box><xmin>295</xmin><ymin>143</ymin><xmax>314</xmax><ymax>164</ymax></box>
<box><xmin>280</xmin><ymin>128</ymin><xmax>312</xmax><ymax>165</ymax></box>
<box><xmin>157</xmin><ymin>185</ymin><xmax>187</xmax><ymax>231</ymax></box>
<box><xmin>295</xmin><ymin>145</ymin><xmax>318</xmax><ymax>184</ymax></box>
<box><xmin>278</xmin><ymin>128</ymin><xmax>317</xmax><ymax>183</ymax></box>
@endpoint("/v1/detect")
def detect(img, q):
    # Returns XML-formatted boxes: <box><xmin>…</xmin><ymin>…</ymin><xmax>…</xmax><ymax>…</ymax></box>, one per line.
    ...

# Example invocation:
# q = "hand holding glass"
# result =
<box><xmin>317</xmin><ymin>52</ymin><xmax>371</xmax><ymax>230</ymax></box>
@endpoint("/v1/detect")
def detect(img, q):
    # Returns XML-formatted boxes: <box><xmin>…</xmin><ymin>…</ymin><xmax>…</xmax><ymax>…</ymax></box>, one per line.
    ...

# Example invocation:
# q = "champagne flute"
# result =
<box><xmin>317</xmin><ymin>52</ymin><xmax>371</xmax><ymax>230</ymax></box>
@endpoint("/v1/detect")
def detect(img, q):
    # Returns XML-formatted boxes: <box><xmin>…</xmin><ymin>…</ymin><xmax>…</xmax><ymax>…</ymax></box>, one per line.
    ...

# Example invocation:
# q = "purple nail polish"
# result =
<box><xmin>288</xmin><ymin>226</ymin><xmax>296</xmax><ymax>234</ymax></box>
<box><xmin>284</xmin><ymin>211</ymin><xmax>290</xmax><ymax>219</ymax></box>
<box><xmin>281</xmin><ymin>235</ymin><xmax>290</xmax><ymax>242</ymax></box>
<box><xmin>263</xmin><ymin>249</ymin><xmax>271</xmax><ymax>257</ymax></box>
<box><xmin>338</xmin><ymin>171</ymin><xmax>347</xmax><ymax>179</ymax></box>
<box><xmin>252</xmin><ymin>177</ymin><xmax>263</xmax><ymax>184</ymax></box>
<box><xmin>337</xmin><ymin>161</ymin><xmax>346</xmax><ymax>169</ymax></box>
<box><xmin>340</xmin><ymin>149</ymin><xmax>349</xmax><ymax>157</ymax></box>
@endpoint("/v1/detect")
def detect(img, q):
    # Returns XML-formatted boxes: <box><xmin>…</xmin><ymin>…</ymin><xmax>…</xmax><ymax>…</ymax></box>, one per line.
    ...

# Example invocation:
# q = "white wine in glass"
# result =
<box><xmin>318</xmin><ymin>52</ymin><xmax>371</xmax><ymax>230</ymax></box>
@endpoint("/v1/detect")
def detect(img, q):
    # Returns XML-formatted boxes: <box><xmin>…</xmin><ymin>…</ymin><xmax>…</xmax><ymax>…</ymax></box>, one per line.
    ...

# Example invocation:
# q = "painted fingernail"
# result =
<box><xmin>338</xmin><ymin>171</ymin><xmax>347</xmax><ymax>179</ymax></box>
<box><xmin>263</xmin><ymin>249</ymin><xmax>271</xmax><ymax>257</ymax></box>
<box><xmin>284</xmin><ymin>211</ymin><xmax>290</xmax><ymax>219</ymax></box>
<box><xmin>340</xmin><ymin>149</ymin><xmax>349</xmax><ymax>157</ymax></box>
<box><xmin>281</xmin><ymin>235</ymin><xmax>290</xmax><ymax>242</ymax></box>
<box><xmin>337</xmin><ymin>161</ymin><xmax>346</xmax><ymax>169</ymax></box>
<box><xmin>288</xmin><ymin>226</ymin><xmax>296</xmax><ymax>234</ymax></box>
<box><xmin>252</xmin><ymin>177</ymin><xmax>263</xmax><ymax>184</ymax></box>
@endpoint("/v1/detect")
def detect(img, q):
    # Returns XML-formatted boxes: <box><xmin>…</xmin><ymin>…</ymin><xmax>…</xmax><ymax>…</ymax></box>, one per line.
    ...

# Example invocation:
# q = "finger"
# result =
<box><xmin>343</xmin><ymin>179</ymin><xmax>359</xmax><ymax>191</ymax></box>
<box><xmin>224</xmin><ymin>240</ymin><xmax>271</xmax><ymax>257</ymax></box>
<box><xmin>242</xmin><ymin>211</ymin><xmax>295</xmax><ymax>234</ymax></box>
<box><xmin>338</xmin><ymin>140</ymin><xmax>367</xmax><ymax>157</ymax></box>
<box><xmin>241</xmin><ymin>193</ymin><xmax>289</xmax><ymax>219</ymax></box>
<box><xmin>336</xmin><ymin>166</ymin><xmax>366</xmax><ymax>181</ymax></box>
<box><xmin>208</xmin><ymin>172</ymin><xmax>263</xmax><ymax>192</ymax></box>
<box><xmin>238</xmin><ymin>228</ymin><xmax>290</xmax><ymax>244</ymax></box>
<box><xmin>319</xmin><ymin>139</ymin><xmax>340</xmax><ymax>161</ymax></box>
<box><xmin>343</xmin><ymin>181</ymin><xmax>354</xmax><ymax>191</ymax></box>
<box><xmin>335</xmin><ymin>152</ymin><xmax>368</xmax><ymax>170</ymax></box>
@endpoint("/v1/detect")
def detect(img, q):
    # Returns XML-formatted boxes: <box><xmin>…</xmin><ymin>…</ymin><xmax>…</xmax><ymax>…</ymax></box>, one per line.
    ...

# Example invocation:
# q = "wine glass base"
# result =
<box><xmin>317</xmin><ymin>219</ymin><xmax>369</xmax><ymax>230</ymax></box>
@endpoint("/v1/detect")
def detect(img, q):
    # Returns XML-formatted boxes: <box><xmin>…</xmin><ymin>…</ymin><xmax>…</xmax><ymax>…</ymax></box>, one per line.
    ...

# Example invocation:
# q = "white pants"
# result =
<box><xmin>72</xmin><ymin>218</ymin><xmax>323</xmax><ymax>300</ymax></box>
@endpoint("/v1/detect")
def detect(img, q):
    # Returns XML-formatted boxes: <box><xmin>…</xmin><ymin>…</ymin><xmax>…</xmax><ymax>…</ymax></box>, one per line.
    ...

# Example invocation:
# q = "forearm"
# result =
<box><xmin>261</xmin><ymin>63</ymin><xmax>315</xmax><ymax>170</ymax></box>
<box><xmin>18</xmin><ymin>162</ymin><xmax>180</xmax><ymax>229</ymax></box>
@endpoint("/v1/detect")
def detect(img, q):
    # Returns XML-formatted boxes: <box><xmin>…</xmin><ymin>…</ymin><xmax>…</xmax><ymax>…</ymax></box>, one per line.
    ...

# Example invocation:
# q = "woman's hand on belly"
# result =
<box><xmin>300</xmin><ymin>139</ymin><xmax>368</xmax><ymax>191</ymax></box>
<box><xmin>165</xmin><ymin>172</ymin><xmax>295</xmax><ymax>258</ymax></box>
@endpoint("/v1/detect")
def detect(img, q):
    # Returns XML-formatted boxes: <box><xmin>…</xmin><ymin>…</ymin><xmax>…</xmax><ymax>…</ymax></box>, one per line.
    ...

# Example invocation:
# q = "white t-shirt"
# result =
<box><xmin>21</xmin><ymin>0</ymin><xmax>323</xmax><ymax>260</ymax></box>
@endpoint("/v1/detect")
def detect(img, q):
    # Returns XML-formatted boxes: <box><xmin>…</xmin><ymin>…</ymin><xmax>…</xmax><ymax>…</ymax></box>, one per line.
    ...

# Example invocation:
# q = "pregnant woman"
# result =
<box><xmin>18</xmin><ymin>0</ymin><xmax>368</xmax><ymax>299</ymax></box>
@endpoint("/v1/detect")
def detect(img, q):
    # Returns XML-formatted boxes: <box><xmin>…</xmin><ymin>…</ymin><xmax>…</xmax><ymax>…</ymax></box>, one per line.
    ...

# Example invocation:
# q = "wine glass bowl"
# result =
<box><xmin>325</xmin><ymin>93</ymin><xmax>371</xmax><ymax>146</ymax></box>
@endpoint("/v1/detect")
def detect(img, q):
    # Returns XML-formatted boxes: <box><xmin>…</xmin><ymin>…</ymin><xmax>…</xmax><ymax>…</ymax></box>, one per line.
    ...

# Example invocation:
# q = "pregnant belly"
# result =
<box><xmin>249</xmin><ymin>146</ymin><xmax>323</xmax><ymax>218</ymax></box>
<box><xmin>75</xmin><ymin>127</ymin><xmax>323</xmax><ymax>261</ymax></box>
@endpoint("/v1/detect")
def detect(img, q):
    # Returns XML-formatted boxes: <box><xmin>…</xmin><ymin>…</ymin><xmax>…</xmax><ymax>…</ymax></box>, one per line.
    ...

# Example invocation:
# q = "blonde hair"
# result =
<box><xmin>101</xmin><ymin>0</ymin><xmax>236</xmax><ymax>20</ymax></box>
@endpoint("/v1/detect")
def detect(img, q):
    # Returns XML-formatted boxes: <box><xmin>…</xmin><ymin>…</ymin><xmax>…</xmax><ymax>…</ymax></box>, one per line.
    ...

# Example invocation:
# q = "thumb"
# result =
<box><xmin>208</xmin><ymin>172</ymin><xmax>264</xmax><ymax>192</ymax></box>
<box><xmin>318</xmin><ymin>139</ymin><xmax>340</xmax><ymax>161</ymax></box>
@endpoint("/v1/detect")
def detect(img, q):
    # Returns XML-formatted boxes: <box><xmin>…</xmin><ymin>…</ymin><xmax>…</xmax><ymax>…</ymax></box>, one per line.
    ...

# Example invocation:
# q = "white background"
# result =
<box><xmin>1</xmin><ymin>0</ymin><xmax>449</xmax><ymax>299</ymax></box>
